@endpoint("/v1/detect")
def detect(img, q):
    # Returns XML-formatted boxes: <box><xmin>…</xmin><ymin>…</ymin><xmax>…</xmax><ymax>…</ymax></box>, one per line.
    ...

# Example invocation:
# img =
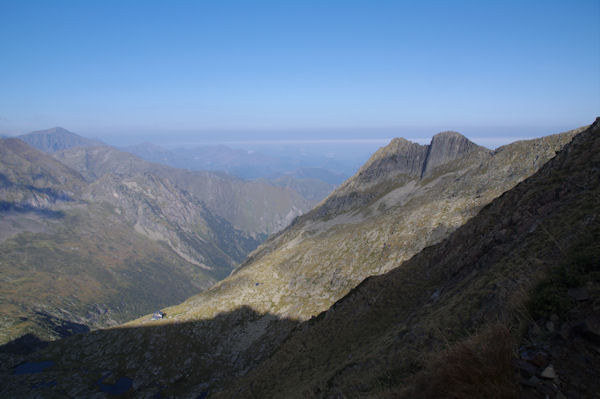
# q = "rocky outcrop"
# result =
<box><xmin>306</xmin><ymin>131</ymin><xmax>490</xmax><ymax>220</ymax></box>
<box><xmin>422</xmin><ymin>131</ymin><xmax>489</xmax><ymax>177</ymax></box>
<box><xmin>356</xmin><ymin>137</ymin><xmax>428</xmax><ymax>181</ymax></box>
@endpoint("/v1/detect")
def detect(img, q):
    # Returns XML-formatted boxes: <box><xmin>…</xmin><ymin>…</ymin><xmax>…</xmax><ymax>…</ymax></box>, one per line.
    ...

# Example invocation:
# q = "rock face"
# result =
<box><xmin>353</xmin><ymin>131</ymin><xmax>486</xmax><ymax>186</ymax></box>
<box><xmin>422</xmin><ymin>131</ymin><xmax>485</xmax><ymax>176</ymax></box>
<box><xmin>357</xmin><ymin>137</ymin><xmax>428</xmax><ymax>181</ymax></box>
<box><xmin>308</xmin><ymin>131</ymin><xmax>490</xmax><ymax>219</ymax></box>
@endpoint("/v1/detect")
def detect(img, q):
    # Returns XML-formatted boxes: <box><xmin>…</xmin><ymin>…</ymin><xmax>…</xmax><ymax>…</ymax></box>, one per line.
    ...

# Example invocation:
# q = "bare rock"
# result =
<box><xmin>540</xmin><ymin>364</ymin><xmax>557</xmax><ymax>380</ymax></box>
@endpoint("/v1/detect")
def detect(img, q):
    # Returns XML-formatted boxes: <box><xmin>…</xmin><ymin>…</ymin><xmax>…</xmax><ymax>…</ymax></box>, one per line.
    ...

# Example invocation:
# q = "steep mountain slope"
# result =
<box><xmin>219</xmin><ymin>118</ymin><xmax>600</xmax><ymax>398</ymax></box>
<box><xmin>0</xmin><ymin>139</ymin><xmax>260</xmax><ymax>346</ymax></box>
<box><xmin>1</xmin><ymin>123</ymin><xmax>591</xmax><ymax>398</ymax></box>
<box><xmin>54</xmin><ymin>145</ymin><xmax>314</xmax><ymax>236</ymax></box>
<box><xmin>18</xmin><ymin>127</ymin><xmax>103</xmax><ymax>152</ymax></box>
<box><xmin>165</xmin><ymin>127</ymin><xmax>580</xmax><ymax>324</ymax></box>
<box><xmin>0</xmin><ymin>138</ymin><xmax>86</xmax><ymax>222</ymax></box>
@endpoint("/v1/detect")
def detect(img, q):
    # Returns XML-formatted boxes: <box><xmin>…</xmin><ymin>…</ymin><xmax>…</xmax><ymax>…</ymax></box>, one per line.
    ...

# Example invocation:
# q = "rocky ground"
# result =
<box><xmin>518</xmin><ymin>285</ymin><xmax>600</xmax><ymax>398</ymax></box>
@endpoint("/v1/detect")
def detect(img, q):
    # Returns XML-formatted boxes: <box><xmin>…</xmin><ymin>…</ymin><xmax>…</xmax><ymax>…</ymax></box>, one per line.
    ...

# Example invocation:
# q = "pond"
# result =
<box><xmin>13</xmin><ymin>361</ymin><xmax>55</xmax><ymax>375</ymax></box>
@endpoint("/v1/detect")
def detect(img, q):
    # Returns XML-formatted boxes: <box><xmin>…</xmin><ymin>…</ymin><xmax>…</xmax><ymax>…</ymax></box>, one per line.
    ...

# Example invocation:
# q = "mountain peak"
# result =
<box><xmin>18</xmin><ymin>127</ymin><xmax>102</xmax><ymax>153</ymax></box>
<box><xmin>41</xmin><ymin>126</ymin><xmax>70</xmax><ymax>134</ymax></box>
<box><xmin>431</xmin><ymin>130</ymin><xmax>464</xmax><ymax>138</ymax></box>
<box><xmin>356</xmin><ymin>131</ymin><xmax>488</xmax><ymax>184</ymax></box>
<box><xmin>422</xmin><ymin>130</ymin><xmax>488</xmax><ymax>177</ymax></box>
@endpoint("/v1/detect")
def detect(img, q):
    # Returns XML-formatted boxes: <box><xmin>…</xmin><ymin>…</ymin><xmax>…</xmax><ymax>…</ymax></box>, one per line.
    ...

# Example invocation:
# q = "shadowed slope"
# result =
<box><xmin>217</xmin><ymin>118</ymin><xmax>600</xmax><ymax>398</ymax></box>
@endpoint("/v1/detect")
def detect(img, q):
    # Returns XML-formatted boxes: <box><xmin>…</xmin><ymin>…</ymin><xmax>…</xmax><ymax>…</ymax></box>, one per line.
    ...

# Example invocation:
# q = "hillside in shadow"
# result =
<box><xmin>0</xmin><ymin>306</ymin><xmax>301</xmax><ymax>398</ymax></box>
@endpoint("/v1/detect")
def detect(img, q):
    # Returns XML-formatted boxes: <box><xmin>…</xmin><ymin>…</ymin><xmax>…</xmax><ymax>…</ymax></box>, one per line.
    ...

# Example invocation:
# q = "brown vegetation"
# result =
<box><xmin>412</xmin><ymin>324</ymin><xmax>519</xmax><ymax>399</ymax></box>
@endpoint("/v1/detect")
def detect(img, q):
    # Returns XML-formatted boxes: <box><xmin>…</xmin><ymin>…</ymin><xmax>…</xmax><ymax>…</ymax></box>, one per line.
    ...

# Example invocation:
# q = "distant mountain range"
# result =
<box><xmin>3</xmin><ymin>120</ymin><xmax>596</xmax><ymax>397</ymax></box>
<box><xmin>0</xmin><ymin>128</ymin><xmax>334</xmax><ymax>345</ymax></box>
<box><xmin>16</xmin><ymin>127</ymin><xmax>334</xmax><ymax>235</ymax></box>
<box><xmin>123</xmin><ymin>141</ymin><xmax>349</xmax><ymax>184</ymax></box>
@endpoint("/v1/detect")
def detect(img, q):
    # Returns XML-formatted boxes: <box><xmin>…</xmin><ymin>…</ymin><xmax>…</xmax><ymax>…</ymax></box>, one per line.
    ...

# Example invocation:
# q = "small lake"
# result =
<box><xmin>13</xmin><ymin>361</ymin><xmax>55</xmax><ymax>374</ymax></box>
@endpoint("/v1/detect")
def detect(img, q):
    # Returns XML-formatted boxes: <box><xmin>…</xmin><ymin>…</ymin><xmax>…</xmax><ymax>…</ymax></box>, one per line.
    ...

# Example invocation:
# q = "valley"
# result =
<box><xmin>0</xmin><ymin>129</ymin><xmax>330</xmax><ymax>347</ymax></box>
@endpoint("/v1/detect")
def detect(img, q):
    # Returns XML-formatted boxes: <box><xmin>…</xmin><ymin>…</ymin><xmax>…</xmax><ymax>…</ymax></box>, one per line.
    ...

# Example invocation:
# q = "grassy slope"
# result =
<box><xmin>0</xmin><ymin>203</ymin><xmax>215</xmax><ymax>345</ymax></box>
<box><xmin>0</xmin><ymin>139</ymin><xmax>262</xmax><ymax>345</ymax></box>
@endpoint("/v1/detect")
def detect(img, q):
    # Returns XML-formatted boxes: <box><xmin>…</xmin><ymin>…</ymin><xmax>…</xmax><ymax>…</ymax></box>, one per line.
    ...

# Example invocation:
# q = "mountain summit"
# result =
<box><xmin>423</xmin><ymin>131</ymin><xmax>486</xmax><ymax>176</ymax></box>
<box><xmin>358</xmin><ymin>131</ymin><xmax>486</xmax><ymax>183</ymax></box>
<box><xmin>18</xmin><ymin>127</ymin><xmax>103</xmax><ymax>153</ymax></box>
<box><xmin>306</xmin><ymin>131</ymin><xmax>490</xmax><ymax>220</ymax></box>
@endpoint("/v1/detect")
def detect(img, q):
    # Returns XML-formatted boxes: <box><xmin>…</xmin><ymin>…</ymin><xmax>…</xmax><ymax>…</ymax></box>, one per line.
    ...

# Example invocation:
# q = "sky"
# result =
<box><xmin>0</xmin><ymin>0</ymin><xmax>599</xmax><ymax>147</ymax></box>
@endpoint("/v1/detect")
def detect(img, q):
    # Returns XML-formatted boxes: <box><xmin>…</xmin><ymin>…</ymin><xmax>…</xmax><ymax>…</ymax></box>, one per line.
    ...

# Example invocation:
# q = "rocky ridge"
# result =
<box><xmin>54</xmin><ymin>145</ymin><xmax>313</xmax><ymax>236</ymax></box>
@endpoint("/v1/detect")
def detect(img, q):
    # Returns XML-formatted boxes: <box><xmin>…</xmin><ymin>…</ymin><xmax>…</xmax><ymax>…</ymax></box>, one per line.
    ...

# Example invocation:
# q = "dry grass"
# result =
<box><xmin>411</xmin><ymin>323</ymin><xmax>518</xmax><ymax>399</ymax></box>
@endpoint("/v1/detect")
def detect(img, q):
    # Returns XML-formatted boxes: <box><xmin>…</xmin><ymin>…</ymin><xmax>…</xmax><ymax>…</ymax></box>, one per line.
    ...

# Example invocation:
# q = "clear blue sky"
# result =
<box><xmin>1</xmin><ymin>0</ymin><xmax>598</xmax><ymax>144</ymax></box>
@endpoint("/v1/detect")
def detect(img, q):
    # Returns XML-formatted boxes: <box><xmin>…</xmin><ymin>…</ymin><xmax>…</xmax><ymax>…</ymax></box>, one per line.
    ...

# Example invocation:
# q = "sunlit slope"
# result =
<box><xmin>160</xmin><ymin>127</ymin><xmax>581</xmax><ymax>323</ymax></box>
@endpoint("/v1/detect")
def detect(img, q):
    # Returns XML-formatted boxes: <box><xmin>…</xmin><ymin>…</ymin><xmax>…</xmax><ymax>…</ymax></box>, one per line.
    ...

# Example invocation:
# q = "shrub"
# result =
<box><xmin>413</xmin><ymin>324</ymin><xmax>518</xmax><ymax>399</ymax></box>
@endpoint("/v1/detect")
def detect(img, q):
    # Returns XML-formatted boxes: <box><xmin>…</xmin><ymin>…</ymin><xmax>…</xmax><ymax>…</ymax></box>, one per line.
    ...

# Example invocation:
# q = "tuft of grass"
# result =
<box><xmin>527</xmin><ymin>241</ymin><xmax>600</xmax><ymax>320</ymax></box>
<box><xmin>412</xmin><ymin>323</ymin><xmax>518</xmax><ymax>399</ymax></box>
